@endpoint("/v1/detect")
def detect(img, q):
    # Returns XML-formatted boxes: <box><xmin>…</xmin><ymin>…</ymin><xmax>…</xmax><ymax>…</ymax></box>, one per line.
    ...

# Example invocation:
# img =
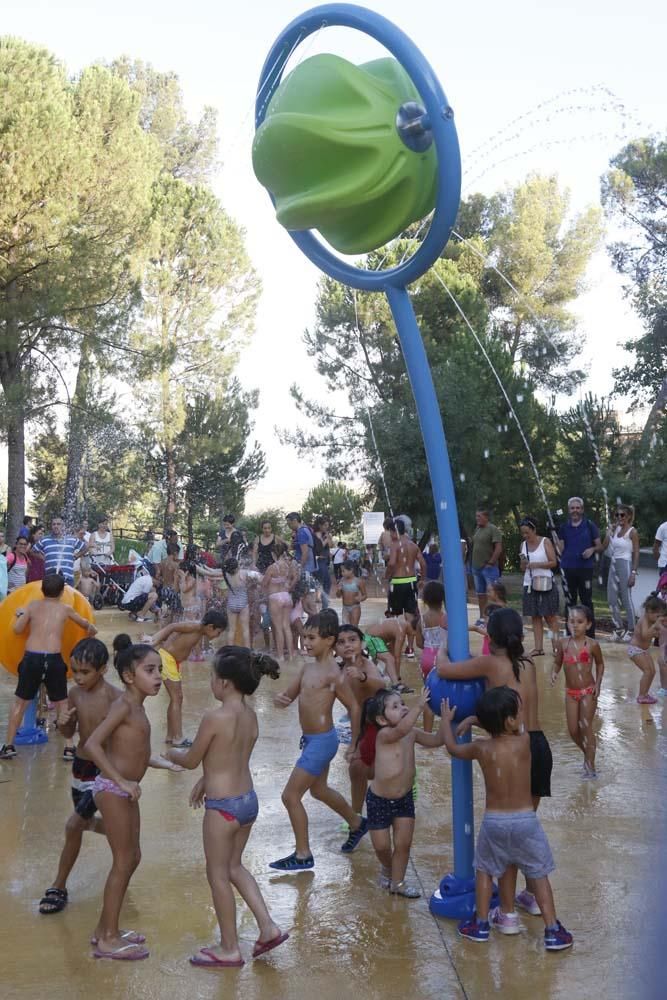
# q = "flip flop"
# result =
<box><xmin>252</xmin><ymin>931</ymin><xmax>289</xmax><ymax>958</ymax></box>
<box><xmin>91</xmin><ymin>930</ymin><xmax>146</xmax><ymax>946</ymax></box>
<box><xmin>93</xmin><ymin>943</ymin><xmax>149</xmax><ymax>961</ymax></box>
<box><xmin>189</xmin><ymin>947</ymin><xmax>245</xmax><ymax>968</ymax></box>
<box><xmin>530</xmin><ymin>649</ymin><xmax>545</xmax><ymax>656</ymax></box>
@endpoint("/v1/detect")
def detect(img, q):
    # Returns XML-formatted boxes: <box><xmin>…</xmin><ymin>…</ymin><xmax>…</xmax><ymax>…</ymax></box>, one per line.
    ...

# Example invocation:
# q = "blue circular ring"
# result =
<box><xmin>255</xmin><ymin>3</ymin><xmax>461</xmax><ymax>292</ymax></box>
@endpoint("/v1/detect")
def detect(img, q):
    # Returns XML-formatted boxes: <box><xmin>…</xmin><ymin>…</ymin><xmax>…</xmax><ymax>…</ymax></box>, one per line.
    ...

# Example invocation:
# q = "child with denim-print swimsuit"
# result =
<box><xmin>167</xmin><ymin>646</ymin><xmax>287</xmax><ymax>968</ymax></box>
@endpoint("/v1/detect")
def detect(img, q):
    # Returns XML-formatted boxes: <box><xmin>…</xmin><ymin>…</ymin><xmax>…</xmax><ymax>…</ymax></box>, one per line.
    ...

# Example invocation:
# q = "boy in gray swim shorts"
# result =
<box><xmin>442</xmin><ymin>686</ymin><xmax>573</xmax><ymax>951</ymax></box>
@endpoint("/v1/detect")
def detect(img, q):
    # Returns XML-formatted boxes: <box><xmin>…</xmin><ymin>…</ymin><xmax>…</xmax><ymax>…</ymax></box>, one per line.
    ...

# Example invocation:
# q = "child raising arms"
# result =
<box><xmin>364</xmin><ymin>687</ymin><xmax>446</xmax><ymax>898</ymax></box>
<box><xmin>415</xmin><ymin>580</ymin><xmax>448</xmax><ymax>732</ymax></box>
<box><xmin>270</xmin><ymin>610</ymin><xmax>369</xmax><ymax>869</ymax></box>
<box><xmin>626</xmin><ymin>595</ymin><xmax>666</xmax><ymax>704</ymax></box>
<box><xmin>167</xmin><ymin>647</ymin><xmax>287</xmax><ymax>968</ymax></box>
<box><xmin>552</xmin><ymin>606</ymin><xmax>604</xmax><ymax>778</ymax></box>
<box><xmin>83</xmin><ymin>642</ymin><xmax>162</xmax><ymax>960</ymax></box>
<box><xmin>443</xmin><ymin>687</ymin><xmax>573</xmax><ymax>951</ymax></box>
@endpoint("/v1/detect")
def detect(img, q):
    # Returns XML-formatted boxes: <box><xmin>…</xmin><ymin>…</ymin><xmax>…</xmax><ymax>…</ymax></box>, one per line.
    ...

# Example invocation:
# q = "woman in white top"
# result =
<box><xmin>89</xmin><ymin>517</ymin><xmax>115</xmax><ymax>565</ymax></box>
<box><xmin>601</xmin><ymin>505</ymin><xmax>639</xmax><ymax>639</ymax></box>
<box><xmin>519</xmin><ymin>517</ymin><xmax>560</xmax><ymax>656</ymax></box>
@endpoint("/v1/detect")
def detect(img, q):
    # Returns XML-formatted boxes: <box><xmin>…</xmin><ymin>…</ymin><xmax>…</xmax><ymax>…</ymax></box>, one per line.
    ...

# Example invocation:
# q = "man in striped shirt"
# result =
<box><xmin>31</xmin><ymin>517</ymin><xmax>87</xmax><ymax>586</ymax></box>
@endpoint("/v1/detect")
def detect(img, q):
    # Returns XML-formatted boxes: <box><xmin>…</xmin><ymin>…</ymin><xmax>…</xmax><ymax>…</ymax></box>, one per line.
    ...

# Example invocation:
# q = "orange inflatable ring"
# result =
<box><xmin>0</xmin><ymin>582</ymin><xmax>95</xmax><ymax>677</ymax></box>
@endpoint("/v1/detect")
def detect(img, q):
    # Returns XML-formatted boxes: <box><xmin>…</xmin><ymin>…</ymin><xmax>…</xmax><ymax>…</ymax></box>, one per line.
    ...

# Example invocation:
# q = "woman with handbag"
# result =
<box><xmin>520</xmin><ymin>518</ymin><xmax>560</xmax><ymax>656</ymax></box>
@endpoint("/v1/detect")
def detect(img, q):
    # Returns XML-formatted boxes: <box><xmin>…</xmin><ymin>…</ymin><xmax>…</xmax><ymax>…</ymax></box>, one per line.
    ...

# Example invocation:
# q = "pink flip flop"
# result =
<box><xmin>91</xmin><ymin>930</ymin><xmax>146</xmax><ymax>946</ymax></box>
<box><xmin>189</xmin><ymin>947</ymin><xmax>245</xmax><ymax>968</ymax></box>
<box><xmin>252</xmin><ymin>931</ymin><xmax>290</xmax><ymax>958</ymax></box>
<box><xmin>93</xmin><ymin>943</ymin><xmax>149</xmax><ymax>961</ymax></box>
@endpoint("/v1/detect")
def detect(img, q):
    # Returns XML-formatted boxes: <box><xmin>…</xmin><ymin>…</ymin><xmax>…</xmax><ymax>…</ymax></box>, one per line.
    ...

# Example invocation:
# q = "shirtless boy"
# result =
<box><xmin>270</xmin><ymin>610</ymin><xmax>369</xmax><ymax>869</ymax></box>
<box><xmin>0</xmin><ymin>574</ymin><xmax>97</xmax><ymax>760</ymax></box>
<box><xmin>386</xmin><ymin>521</ymin><xmax>425</xmax><ymax>667</ymax></box>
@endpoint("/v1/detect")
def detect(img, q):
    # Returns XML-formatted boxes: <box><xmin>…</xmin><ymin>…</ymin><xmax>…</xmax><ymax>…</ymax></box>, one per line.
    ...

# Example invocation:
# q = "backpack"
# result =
<box><xmin>310</xmin><ymin>526</ymin><xmax>324</xmax><ymax>559</ymax></box>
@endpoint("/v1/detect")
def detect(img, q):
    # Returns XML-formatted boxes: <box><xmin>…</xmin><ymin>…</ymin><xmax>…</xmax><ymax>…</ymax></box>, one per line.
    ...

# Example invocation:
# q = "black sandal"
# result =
<box><xmin>39</xmin><ymin>887</ymin><xmax>68</xmax><ymax>914</ymax></box>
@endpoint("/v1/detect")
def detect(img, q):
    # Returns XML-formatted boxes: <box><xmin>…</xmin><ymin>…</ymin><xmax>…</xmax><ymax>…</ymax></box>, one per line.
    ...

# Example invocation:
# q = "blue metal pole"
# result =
<box><xmin>385</xmin><ymin>285</ymin><xmax>474</xmax><ymax>881</ymax></box>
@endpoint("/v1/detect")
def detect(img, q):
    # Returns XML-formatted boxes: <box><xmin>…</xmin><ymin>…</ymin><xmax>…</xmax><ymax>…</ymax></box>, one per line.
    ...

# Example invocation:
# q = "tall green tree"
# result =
<box><xmin>302</xmin><ymin>480</ymin><xmax>365</xmax><ymax>536</ymax></box>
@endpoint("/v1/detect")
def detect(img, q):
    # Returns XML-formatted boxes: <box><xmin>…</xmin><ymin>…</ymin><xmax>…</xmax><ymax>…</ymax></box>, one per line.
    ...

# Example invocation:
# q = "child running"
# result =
<box><xmin>442</xmin><ymin>687</ymin><xmax>573</xmax><ymax>950</ymax></box>
<box><xmin>364</xmin><ymin>687</ymin><xmax>447</xmax><ymax>898</ymax></box>
<box><xmin>0</xmin><ymin>573</ymin><xmax>97</xmax><ymax>760</ymax></box>
<box><xmin>270</xmin><ymin>610</ymin><xmax>369</xmax><ymax>869</ymax></box>
<box><xmin>336</xmin><ymin>560</ymin><xmax>367</xmax><ymax>626</ymax></box>
<box><xmin>552</xmin><ymin>606</ymin><xmax>604</xmax><ymax>778</ymax></box>
<box><xmin>415</xmin><ymin>580</ymin><xmax>448</xmax><ymax>732</ymax></box>
<box><xmin>438</xmin><ymin>607</ymin><xmax>552</xmax><ymax>923</ymax></box>
<box><xmin>83</xmin><ymin>640</ymin><xmax>163</xmax><ymax>960</ymax></box>
<box><xmin>147</xmin><ymin>611</ymin><xmax>228</xmax><ymax>747</ymax></box>
<box><xmin>626</xmin><ymin>595</ymin><xmax>666</xmax><ymax>704</ymax></box>
<box><xmin>336</xmin><ymin>624</ymin><xmax>390</xmax><ymax>814</ymax></box>
<box><xmin>166</xmin><ymin>646</ymin><xmax>287</xmax><ymax>968</ymax></box>
<box><xmin>223</xmin><ymin>558</ymin><xmax>262</xmax><ymax>648</ymax></box>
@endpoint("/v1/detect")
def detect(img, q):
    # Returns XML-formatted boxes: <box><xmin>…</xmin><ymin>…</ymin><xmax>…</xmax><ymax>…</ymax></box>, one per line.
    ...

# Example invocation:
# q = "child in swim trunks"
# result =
<box><xmin>415</xmin><ymin>580</ymin><xmax>448</xmax><ymax>732</ymax></box>
<box><xmin>364</xmin><ymin>687</ymin><xmax>446</xmax><ymax>897</ymax></box>
<box><xmin>625</xmin><ymin>595</ymin><xmax>666</xmax><ymax>704</ymax></box>
<box><xmin>270</xmin><ymin>610</ymin><xmax>369</xmax><ymax>869</ymax></box>
<box><xmin>83</xmin><ymin>640</ymin><xmax>163</xmax><ymax>961</ymax></box>
<box><xmin>336</xmin><ymin>560</ymin><xmax>367</xmax><ymax>626</ymax></box>
<box><xmin>167</xmin><ymin>646</ymin><xmax>288</xmax><ymax>968</ymax></box>
<box><xmin>444</xmin><ymin>687</ymin><xmax>573</xmax><ymax>951</ymax></box>
<box><xmin>552</xmin><ymin>605</ymin><xmax>604</xmax><ymax>778</ymax></box>
<box><xmin>146</xmin><ymin>611</ymin><xmax>228</xmax><ymax>748</ymax></box>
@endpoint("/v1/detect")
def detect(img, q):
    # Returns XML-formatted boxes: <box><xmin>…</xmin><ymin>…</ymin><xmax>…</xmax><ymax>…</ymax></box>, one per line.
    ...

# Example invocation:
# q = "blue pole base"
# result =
<box><xmin>429</xmin><ymin>873</ymin><xmax>498</xmax><ymax>921</ymax></box>
<box><xmin>15</xmin><ymin>696</ymin><xmax>49</xmax><ymax>746</ymax></box>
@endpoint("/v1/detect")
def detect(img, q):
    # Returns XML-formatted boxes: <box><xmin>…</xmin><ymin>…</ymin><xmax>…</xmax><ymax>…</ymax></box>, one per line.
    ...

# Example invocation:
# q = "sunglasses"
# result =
<box><xmin>616</xmin><ymin>512</ymin><xmax>627</xmax><ymax>518</ymax></box>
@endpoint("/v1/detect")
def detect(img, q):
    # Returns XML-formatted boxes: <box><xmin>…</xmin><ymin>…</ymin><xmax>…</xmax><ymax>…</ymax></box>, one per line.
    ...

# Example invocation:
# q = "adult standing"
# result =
<box><xmin>26</xmin><ymin>525</ymin><xmax>45</xmax><ymax>582</ymax></box>
<box><xmin>88</xmin><ymin>516</ymin><xmax>115</xmax><ymax>565</ymax></box>
<box><xmin>471</xmin><ymin>508</ymin><xmax>503</xmax><ymax>619</ymax></box>
<box><xmin>654</xmin><ymin>518</ymin><xmax>667</xmax><ymax>579</ymax></box>
<box><xmin>332</xmin><ymin>541</ymin><xmax>348</xmax><ymax>581</ymax></box>
<box><xmin>313</xmin><ymin>516</ymin><xmax>334</xmax><ymax>608</ymax></box>
<box><xmin>424</xmin><ymin>542</ymin><xmax>443</xmax><ymax>582</ymax></box>
<box><xmin>519</xmin><ymin>518</ymin><xmax>560</xmax><ymax>656</ymax></box>
<box><xmin>18</xmin><ymin>516</ymin><xmax>33</xmax><ymax>540</ymax></box>
<box><xmin>253</xmin><ymin>519</ymin><xmax>281</xmax><ymax>573</ymax></box>
<box><xmin>0</xmin><ymin>530</ymin><xmax>8</xmax><ymax>556</ymax></box>
<box><xmin>6</xmin><ymin>536</ymin><xmax>32</xmax><ymax>592</ymax></box>
<box><xmin>30</xmin><ymin>516</ymin><xmax>87</xmax><ymax>586</ymax></box>
<box><xmin>286</xmin><ymin>512</ymin><xmax>316</xmax><ymax>577</ymax></box>
<box><xmin>601</xmin><ymin>505</ymin><xmax>639</xmax><ymax>640</ymax></box>
<box><xmin>386</xmin><ymin>519</ymin><xmax>426</xmax><ymax>618</ymax></box>
<box><xmin>556</xmin><ymin>497</ymin><xmax>601</xmax><ymax>638</ymax></box>
<box><xmin>216</xmin><ymin>515</ymin><xmax>244</xmax><ymax>562</ymax></box>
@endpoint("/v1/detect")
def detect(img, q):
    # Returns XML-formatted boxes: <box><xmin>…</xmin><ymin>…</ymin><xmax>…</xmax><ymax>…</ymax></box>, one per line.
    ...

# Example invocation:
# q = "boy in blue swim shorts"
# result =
<box><xmin>270</xmin><ymin>610</ymin><xmax>370</xmax><ymax>870</ymax></box>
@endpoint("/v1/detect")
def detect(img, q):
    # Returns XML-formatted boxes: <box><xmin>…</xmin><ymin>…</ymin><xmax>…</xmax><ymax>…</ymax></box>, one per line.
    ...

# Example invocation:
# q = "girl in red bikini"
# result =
<box><xmin>551</xmin><ymin>606</ymin><xmax>604</xmax><ymax>779</ymax></box>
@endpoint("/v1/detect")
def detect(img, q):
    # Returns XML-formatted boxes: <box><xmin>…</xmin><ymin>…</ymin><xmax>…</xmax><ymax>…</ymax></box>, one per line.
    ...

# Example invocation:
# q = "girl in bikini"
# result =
<box><xmin>262</xmin><ymin>542</ymin><xmax>298</xmax><ymax>659</ymax></box>
<box><xmin>222</xmin><ymin>558</ymin><xmax>262</xmax><ymax>648</ymax></box>
<box><xmin>336</xmin><ymin>559</ymin><xmax>367</xmax><ymax>626</ymax></box>
<box><xmin>551</xmin><ymin>605</ymin><xmax>604</xmax><ymax>778</ymax></box>
<box><xmin>625</xmin><ymin>595</ymin><xmax>667</xmax><ymax>705</ymax></box>
<box><xmin>167</xmin><ymin>646</ymin><xmax>287</xmax><ymax>968</ymax></box>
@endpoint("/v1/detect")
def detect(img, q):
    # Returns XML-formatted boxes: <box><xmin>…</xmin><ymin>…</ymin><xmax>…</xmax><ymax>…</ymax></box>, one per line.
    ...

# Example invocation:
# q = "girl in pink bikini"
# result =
<box><xmin>262</xmin><ymin>543</ymin><xmax>298</xmax><ymax>659</ymax></box>
<box><xmin>551</xmin><ymin>606</ymin><xmax>605</xmax><ymax>778</ymax></box>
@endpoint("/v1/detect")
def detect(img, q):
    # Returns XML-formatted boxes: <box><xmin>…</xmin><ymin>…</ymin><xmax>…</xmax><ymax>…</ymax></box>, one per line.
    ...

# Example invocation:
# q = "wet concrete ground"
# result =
<box><xmin>0</xmin><ymin>598</ymin><xmax>664</xmax><ymax>999</ymax></box>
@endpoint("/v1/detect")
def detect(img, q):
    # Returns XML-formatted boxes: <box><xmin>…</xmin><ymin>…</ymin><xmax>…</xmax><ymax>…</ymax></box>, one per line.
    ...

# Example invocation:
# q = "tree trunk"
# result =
<box><xmin>5</xmin><ymin>387</ymin><xmax>26</xmax><ymax>544</ymax></box>
<box><xmin>641</xmin><ymin>375</ymin><xmax>667</xmax><ymax>453</ymax></box>
<box><xmin>187</xmin><ymin>501</ymin><xmax>194</xmax><ymax>546</ymax></box>
<box><xmin>164</xmin><ymin>442</ymin><xmax>177</xmax><ymax>532</ymax></box>
<box><xmin>64</xmin><ymin>337</ymin><xmax>93</xmax><ymax>525</ymax></box>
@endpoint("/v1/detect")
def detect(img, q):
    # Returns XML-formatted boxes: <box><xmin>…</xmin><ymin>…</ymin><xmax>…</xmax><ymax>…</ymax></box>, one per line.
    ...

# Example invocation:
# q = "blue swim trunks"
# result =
<box><xmin>205</xmin><ymin>789</ymin><xmax>259</xmax><ymax>826</ymax></box>
<box><xmin>296</xmin><ymin>728</ymin><xmax>339</xmax><ymax>776</ymax></box>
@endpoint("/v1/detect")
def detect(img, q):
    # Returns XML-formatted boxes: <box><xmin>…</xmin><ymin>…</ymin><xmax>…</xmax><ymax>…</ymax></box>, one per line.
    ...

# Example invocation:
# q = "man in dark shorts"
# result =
<box><xmin>386</xmin><ymin>519</ymin><xmax>426</xmax><ymax>617</ymax></box>
<box><xmin>0</xmin><ymin>574</ymin><xmax>97</xmax><ymax>759</ymax></box>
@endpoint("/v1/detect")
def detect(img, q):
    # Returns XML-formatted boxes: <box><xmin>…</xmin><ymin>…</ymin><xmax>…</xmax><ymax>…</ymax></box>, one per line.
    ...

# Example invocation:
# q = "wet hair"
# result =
<box><xmin>383</xmin><ymin>517</ymin><xmax>394</xmax><ymax>530</ymax></box>
<box><xmin>213</xmin><ymin>645</ymin><xmax>280</xmax><ymax>695</ymax></box>
<box><xmin>70</xmin><ymin>638</ymin><xmax>109</xmax><ymax>671</ymax></box>
<box><xmin>358</xmin><ymin>690</ymin><xmax>400</xmax><ymax>742</ymax></box>
<box><xmin>273</xmin><ymin>540</ymin><xmax>289</xmax><ymax>558</ymax></box>
<box><xmin>568</xmin><ymin>604</ymin><xmax>593</xmax><ymax>624</ymax></box>
<box><xmin>475</xmin><ymin>686</ymin><xmax>521</xmax><ymax>736</ymax></box>
<box><xmin>305</xmin><ymin>608</ymin><xmax>339</xmax><ymax>641</ymax></box>
<box><xmin>395</xmin><ymin>519</ymin><xmax>407</xmax><ymax>536</ymax></box>
<box><xmin>486</xmin><ymin>607</ymin><xmax>528</xmax><ymax>682</ymax></box>
<box><xmin>644</xmin><ymin>595</ymin><xmax>667</xmax><ymax>614</ymax></box>
<box><xmin>202</xmin><ymin>609</ymin><xmax>228</xmax><ymax>631</ymax></box>
<box><xmin>180</xmin><ymin>559</ymin><xmax>197</xmax><ymax>578</ymax></box>
<box><xmin>222</xmin><ymin>557</ymin><xmax>238</xmax><ymax>592</ymax></box>
<box><xmin>42</xmin><ymin>573</ymin><xmax>66</xmax><ymax>598</ymax></box>
<box><xmin>166</xmin><ymin>542</ymin><xmax>179</xmax><ymax>556</ymax></box>
<box><xmin>342</xmin><ymin>559</ymin><xmax>355</xmax><ymax>572</ymax></box>
<box><xmin>423</xmin><ymin>580</ymin><xmax>445</xmax><ymax>608</ymax></box>
<box><xmin>488</xmin><ymin>580</ymin><xmax>507</xmax><ymax>603</ymax></box>
<box><xmin>337</xmin><ymin>623</ymin><xmax>370</xmax><ymax>660</ymax></box>
<box><xmin>112</xmin><ymin>634</ymin><xmax>157</xmax><ymax>682</ymax></box>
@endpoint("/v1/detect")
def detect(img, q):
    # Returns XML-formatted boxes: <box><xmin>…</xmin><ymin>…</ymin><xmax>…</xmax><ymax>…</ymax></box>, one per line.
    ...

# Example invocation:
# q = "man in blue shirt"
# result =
<box><xmin>556</xmin><ymin>497</ymin><xmax>602</xmax><ymax>637</ymax></box>
<box><xmin>286</xmin><ymin>512</ymin><xmax>316</xmax><ymax>574</ymax></box>
<box><xmin>31</xmin><ymin>516</ymin><xmax>87</xmax><ymax>586</ymax></box>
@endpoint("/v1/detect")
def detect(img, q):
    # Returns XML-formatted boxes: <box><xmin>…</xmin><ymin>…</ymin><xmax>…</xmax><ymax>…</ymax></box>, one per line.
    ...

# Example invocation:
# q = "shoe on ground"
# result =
<box><xmin>377</xmin><ymin>868</ymin><xmax>391</xmax><ymax>890</ymax></box>
<box><xmin>405</xmin><ymin>650</ymin><xmax>415</xmax><ymax>659</ymax></box>
<box><xmin>341</xmin><ymin>816</ymin><xmax>369</xmax><ymax>853</ymax></box>
<box><xmin>515</xmin><ymin>889</ymin><xmax>541</xmax><ymax>916</ymax></box>
<box><xmin>458</xmin><ymin>914</ymin><xmax>490</xmax><ymax>942</ymax></box>
<box><xmin>390</xmin><ymin>880</ymin><xmax>421</xmax><ymax>898</ymax></box>
<box><xmin>268</xmin><ymin>851</ymin><xmax>314</xmax><ymax>872</ymax></box>
<box><xmin>544</xmin><ymin>920</ymin><xmax>573</xmax><ymax>951</ymax></box>
<box><xmin>170</xmin><ymin>737</ymin><xmax>193</xmax><ymax>748</ymax></box>
<box><xmin>489</xmin><ymin>906</ymin><xmax>521</xmax><ymax>935</ymax></box>
<box><xmin>62</xmin><ymin>746</ymin><xmax>76</xmax><ymax>761</ymax></box>
<box><xmin>582</xmin><ymin>761</ymin><xmax>598</xmax><ymax>780</ymax></box>
<box><xmin>0</xmin><ymin>743</ymin><xmax>17</xmax><ymax>760</ymax></box>
<box><xmin>612</xmin><ymin>628</ymin><xmax>625</xmax><ymax>643</ymax></box>
<box><xmin>637</xmin><ymin>694</ymin><xmax>658</xmax><ymax>704</ymax></box>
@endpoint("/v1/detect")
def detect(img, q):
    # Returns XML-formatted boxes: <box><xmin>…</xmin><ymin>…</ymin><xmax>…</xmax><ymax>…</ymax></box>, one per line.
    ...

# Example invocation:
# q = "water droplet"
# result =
<box><xmin>440</xmin><ymin>500</ymin><xmax>448</xmax><ymax>510</ymax></box>
<box><xmin>516</xmin><ymin>394</ymin><xmax>524</xmax><ymax>403</ymax></box>
<box><xmin>504</xmin><ymin>424</ymin><xmax>508</xmax><ymax>432</ymax></box>
<box><xmin>542</xmin><ymin>346</ymin><xmax>548</xmax><ymax>355</ymax></box>
<box><xmin>483</xmin><ymin>449</ymin><xmax>490</xmax><ymax>459</ymax></box>
<box><xmin>616</xmin><ymin>496</ymin><xmax>622</xmax><ymax>505</ymax></box>
<box><xmin>459</xmin><ymin>473</ymin><xmax>466</xmax><ymax>482</ymax></box>
<box><xmin>497</xmin><ymin>425</ymin><xmax>502</xmax><ymax>433</ymax></box>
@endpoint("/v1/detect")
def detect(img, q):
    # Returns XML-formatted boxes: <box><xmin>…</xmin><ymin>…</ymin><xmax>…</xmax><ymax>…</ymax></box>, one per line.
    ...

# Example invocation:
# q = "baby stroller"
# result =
<box><xmin>90</xmin><ymin>558</ymin><xmax>150</xmax><ymax>610</ymax></box>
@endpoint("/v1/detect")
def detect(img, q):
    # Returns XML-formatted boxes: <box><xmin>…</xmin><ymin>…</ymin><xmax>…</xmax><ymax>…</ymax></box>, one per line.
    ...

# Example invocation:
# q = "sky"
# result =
<box><xmin>3</xmin><ymin>0</ymin><xmax>665</xmax><ymax>514</ymax></box>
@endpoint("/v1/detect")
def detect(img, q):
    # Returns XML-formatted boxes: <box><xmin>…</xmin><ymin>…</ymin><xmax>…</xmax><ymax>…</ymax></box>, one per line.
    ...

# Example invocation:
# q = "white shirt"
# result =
<box><xmin>656</xmin><ymin>522</ymin><xmax>667</xmax><ymax>564</ymax></box>
<box><xmin>122</xmin><ymin>574</ymin><xmax>153</xmax><ymax>605</ymax></box>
